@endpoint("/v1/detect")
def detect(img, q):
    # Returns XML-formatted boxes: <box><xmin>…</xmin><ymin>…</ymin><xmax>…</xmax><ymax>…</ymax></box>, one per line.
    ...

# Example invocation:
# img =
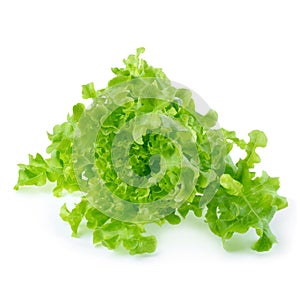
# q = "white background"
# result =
<box><xmin>0</xmin><ymin>1</ymin><xmax>299</xmax><ymax>299</ymax></box>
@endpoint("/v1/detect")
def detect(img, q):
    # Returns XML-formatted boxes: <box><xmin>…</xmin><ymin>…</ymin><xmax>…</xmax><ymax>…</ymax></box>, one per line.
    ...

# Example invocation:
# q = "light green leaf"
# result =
<box><xmin>220</xmin><ymin>174</ymin><xmax>243</xmax><ymax>196</ymax></box>
<box><xmin>82</xmin><ymin>82</ymin><xmax>96</xmax><ymax>99</ymax></box>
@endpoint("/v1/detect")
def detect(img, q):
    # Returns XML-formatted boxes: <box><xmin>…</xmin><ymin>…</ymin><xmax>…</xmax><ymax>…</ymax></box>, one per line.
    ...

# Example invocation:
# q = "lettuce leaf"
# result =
<box><xmin>206</xmin><ymin>130</ymin><xmax>287</xmax><ymax>251</ymax></box>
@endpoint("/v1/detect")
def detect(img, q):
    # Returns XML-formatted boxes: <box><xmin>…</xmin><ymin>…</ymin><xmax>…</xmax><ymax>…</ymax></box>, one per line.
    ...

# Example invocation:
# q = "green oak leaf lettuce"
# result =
<box><xmin>15</xmin><ymin>48</ymin><xmax>287</xmax><ymax>254</ymax></box>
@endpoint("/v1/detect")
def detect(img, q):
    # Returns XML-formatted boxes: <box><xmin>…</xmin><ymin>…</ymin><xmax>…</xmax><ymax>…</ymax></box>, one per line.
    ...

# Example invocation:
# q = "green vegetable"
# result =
<box><xmin>15</xmin><ymin>48</ymin><xmax>287</xmax><ymax>254</ymax></box>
